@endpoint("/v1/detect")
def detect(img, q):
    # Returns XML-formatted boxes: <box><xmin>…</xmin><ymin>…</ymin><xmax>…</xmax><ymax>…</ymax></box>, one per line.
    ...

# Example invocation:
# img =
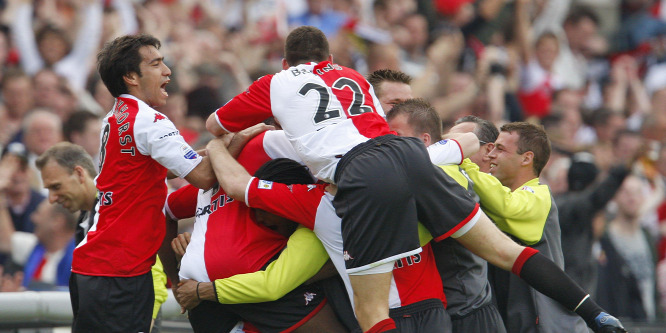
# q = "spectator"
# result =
<box><xmin>0</xmin><ymin>69</ymin><xmax>33</xmax><ymax>148</ymax></box>
<box><xmin>62</xmin><ymin>111</ymin><xmax>102</xmax><ymax>170</ymax></box>
<box><xmin>0</xmin><ymin>143</ymin><xmax>44</xmax><ymax>235</ymax></box>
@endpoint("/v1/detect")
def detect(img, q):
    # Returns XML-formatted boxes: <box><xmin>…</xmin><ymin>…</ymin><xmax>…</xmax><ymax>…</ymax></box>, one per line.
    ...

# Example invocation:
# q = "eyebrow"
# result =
<box><xmin>148</xmin><ymin>57</ymin><xmax>164</xmax><ymax>64</ymax></box>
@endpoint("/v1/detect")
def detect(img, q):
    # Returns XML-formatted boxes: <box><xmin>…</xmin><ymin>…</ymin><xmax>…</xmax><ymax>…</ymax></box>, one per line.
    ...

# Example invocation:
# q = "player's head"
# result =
<box><xmin>283</xmin><ymin>26</ymin><xmax>330</xmax><ymax>68</ymax></box>
<box><xmin>97</xmin><ymin>34</ymin><xmax>164</xmax><ymax>98</ymax></box>
<box><xmin>386</xmin><ymin>99</ymin><xmax>442</xmax><ymax>146</ymax></box>
<box><xmin>450</xmin><ymin>115</ymin><xmax>498</xmax><ymax>172</ymax></box>
<box><xmin>367</xmin><ymin>69</ymin><xmax>413</xmax><ymax>112</ymax></box>
<box><xmin>36</xmin><ymin>142</ymin><xmax>97</xmax><ymax>212</ymax></box>
<box><xmin>491</xmin><ymin>122</ymin><xmax>550</xmax><ymax>181</ymax></box>
<box><xmin>252</xmin><ymin>158</ymin><xmax>314</xmax><ymax>237</ymax></box>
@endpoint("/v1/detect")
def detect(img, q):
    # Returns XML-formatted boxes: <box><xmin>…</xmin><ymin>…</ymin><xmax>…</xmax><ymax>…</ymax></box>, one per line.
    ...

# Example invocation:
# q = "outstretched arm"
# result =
<box><xmin>206</xmin><ymin>138</ymin><xmax>252</xmax><ymax>201</ymax></box>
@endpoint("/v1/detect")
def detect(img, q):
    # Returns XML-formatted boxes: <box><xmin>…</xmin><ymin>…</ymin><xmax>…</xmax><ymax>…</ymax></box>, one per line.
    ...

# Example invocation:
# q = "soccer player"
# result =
<box><xmin>68</xmin><ymin>34</ymin><xmax>216</xmax><ymax>332</ymax></box>
<box><xmin>162</xmin><ymin>130</ymin><xmax>351</xmax><ymax>332</ymax></box>
<box><xmin>207</xmin><ymin>26</ymin><xmax>483</xmax><ymax>332</ymax></box>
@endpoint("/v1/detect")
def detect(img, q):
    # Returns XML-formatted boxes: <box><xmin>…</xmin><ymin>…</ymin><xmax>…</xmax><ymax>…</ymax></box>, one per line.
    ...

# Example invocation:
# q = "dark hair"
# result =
<box><xmin>63</xmin><ymin>111</ymin><xmax>99</xmax><ymax>141</ymax></box>
<box><xmin>254</xmin><ymin>158</ymin><xmax>313</xmax><ymax>185</ymax></box>
<box><xmin>367</xmin><ymin>69</ymin><xmax>412</xmax><ymax>97</ymax></box>
<box><xmin>36</xmin><ymin>142</ymin><xmax>97</xmax><ymax>178</ymax></box>
<box><xmin>284</xmin><ymin>26</ymin><xmax>329</xmax><ymax>66</ymax></box>
<box><xmin>455</xmin><ymin>115</ymin><xmax>499</xmax><ymax>144</ymax></box>
<box><xmin>565</xmin><ymin>6</ymin><xmax>599</xmax><ymax>27</ymax></box>
<box><xmin>500</xmin><ymin>122</ymin><xmax>551</xmax><ymax>176</ymax></box>
<box><xmin>97</xmin><ymin>34</ymin><xmax>161</xmax><ymax>97</ymax></box>
<box><xmin>567</xmin><ymin>152</ymin><xmax>598</xmax><ymax>192</ymax></box>
<box><xmin>387</xmin><ymin>98</ymin><xmax>442</xmax><ymax>140</ymax></box>
<box><xmin>35</xmin><ymin>24</ymin><xmax>72</xmax><ymax>56</ymax></box>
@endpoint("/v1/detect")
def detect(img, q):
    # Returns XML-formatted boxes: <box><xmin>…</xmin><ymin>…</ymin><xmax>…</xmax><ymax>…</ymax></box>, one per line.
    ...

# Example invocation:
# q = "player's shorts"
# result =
<box><xmin>450</xmin><ymin>303</ymin><xmax>507</xmax><ymax>333</ymax></box>
<box><xmin>188</xmin><ymin>282</ymin><xmax>327</xmax><ymax>333</ymax></box>
<box><xmin>69</xmin><ymin>271</ymin><xmax>154</xmax><ymax>333</ymax></box>
<box><xmin>390</xmin><ymin>298</ymin><xmax>452</xmax><ymax>333</ymax></box>
<box><xmin>333</xmin><ymin>135</ymin><xmax>480</xmax><ymax>272</ymax></box>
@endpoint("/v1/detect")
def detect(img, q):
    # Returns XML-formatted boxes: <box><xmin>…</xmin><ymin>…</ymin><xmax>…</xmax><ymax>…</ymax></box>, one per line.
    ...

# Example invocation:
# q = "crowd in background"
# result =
<box><xmin>0</xmin><ymin>0</ymin><xmax>666</xmax><ymax>325</ymax></box>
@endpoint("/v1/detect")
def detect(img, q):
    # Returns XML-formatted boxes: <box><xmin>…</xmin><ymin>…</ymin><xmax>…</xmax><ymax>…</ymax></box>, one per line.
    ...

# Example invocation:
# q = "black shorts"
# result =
<box><xmin>189</xmin><ymin>282</ymin><xmax>327</xmax><ymax>333</ymax></box>
<box><xmin>450</xmin><ymin>303</ymin><xmax>506</xmax><ymax>333</ymax></box>
<box><xmin>390</xmin><ymin>299</ymin><xmax>452</xmax><ymax>333</ymax></box>
<box><xmin>333</xmin><ymin>135</ymin><xmax>480</xmax><ymax>271</ymax></box>
<box><xmin>70</xmin><ymin>271</ymin><xmax>154</xmax><ymax>333</ymax></box>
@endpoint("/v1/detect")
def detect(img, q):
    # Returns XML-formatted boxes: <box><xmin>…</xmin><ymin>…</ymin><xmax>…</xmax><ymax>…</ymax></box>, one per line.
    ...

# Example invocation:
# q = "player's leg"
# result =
<box><xmin>333</xmin><ymin>136</ymin><xmax>423</xmax><ymax>332</ymax></box>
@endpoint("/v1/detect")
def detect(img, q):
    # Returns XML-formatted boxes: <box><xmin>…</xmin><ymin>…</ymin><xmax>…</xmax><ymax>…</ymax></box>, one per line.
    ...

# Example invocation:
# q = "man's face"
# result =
<box><xmin>41</xmin><ymin>160</ymin><xmax>86</xmax><ymax>212</ymax></box>
<box><xmin>388</xmin><ymin>113</ymin><xmax>422</xmax><ymax>142</ymax></box>
<box><xmin>132</xmin><ymin>45</ymin><xmax>171</xmax><ymax>107</ymax></box>
<box><xmin>253</xmin><ymin>209</ymin><xmax>298</xmax><ymax>238</ymax></box>
<box><xmin>378</xmin><ymin>81</ymin><xmax>412</xmax><ymax>112</ymax></box>
<box><xmin>487</xmin><ymin>131</ymin><xmax>524</xmax><ymax>186</ymax></box>
<box><xmin>24</xmin><ymin>117</ymin><xmax>62</xmax><ymax>155</ymax></box>
<box><xmin>31</xmin><ymin>201</ymin><xmax>58</xmax><ymax>242</ymax></box>
<box><xmin>73</xmin><ymin>119</ymin><xmax>102</xmax><ymax>158</ymax></box>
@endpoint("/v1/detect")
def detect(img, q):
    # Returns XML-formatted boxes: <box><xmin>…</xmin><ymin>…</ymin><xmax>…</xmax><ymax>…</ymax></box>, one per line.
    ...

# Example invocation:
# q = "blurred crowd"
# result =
<box><xmin>1</xmin><ymin>0</ymin><xmax>666</xmax><ymax>325</ymax></box>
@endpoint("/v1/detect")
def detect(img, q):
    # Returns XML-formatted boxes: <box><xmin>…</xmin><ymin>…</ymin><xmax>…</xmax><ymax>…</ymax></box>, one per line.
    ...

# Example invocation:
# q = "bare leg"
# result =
<box><xmin>349</xmin><ymin>272</ymin><xmax>392</xmax><ymax>332</ymax></box>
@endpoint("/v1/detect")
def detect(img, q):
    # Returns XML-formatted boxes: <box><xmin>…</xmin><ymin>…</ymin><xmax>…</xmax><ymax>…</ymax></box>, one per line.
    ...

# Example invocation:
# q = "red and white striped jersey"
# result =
<box><xmin>245</xmin><ymin>179</ymin><xmax>446</xmax><ymax>309</ymax></box>
<box><xmin>214</xmin><ymin>61</ymin><xmax>391</xmax><ymax>183</ymax></box>
<box><xmin>166</xmin><ymin>131</ymin><xmax>302</xmax><ymax>282</ymax></box>
<box><xmin>72</xmin><ymin>94</ymin><xmax>203</xmax><ymax>277</ymax></box>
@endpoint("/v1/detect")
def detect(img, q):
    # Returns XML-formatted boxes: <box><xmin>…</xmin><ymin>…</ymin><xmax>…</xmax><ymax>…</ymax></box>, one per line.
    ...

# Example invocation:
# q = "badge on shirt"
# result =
<box><xmin>180</xmin><ymin>144</ymin><xmax>198</xmax><ymax>160</ymax></box>
<box><xmin>521</xmin><ymin>186</ymin><xmax>535</xmax><ymax>193</ymax></box>
<box><xmin>434</xmin><ymin>139</ymin><xmax>449</xmax><ymax>146</ymax></box>
<box><xmin>258</xmin><ymin>180</ymin><xmax>273</xmax><ymax>189</ymax></box>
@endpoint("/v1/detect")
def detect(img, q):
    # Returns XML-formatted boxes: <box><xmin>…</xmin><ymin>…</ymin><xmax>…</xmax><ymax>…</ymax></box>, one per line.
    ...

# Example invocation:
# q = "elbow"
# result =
<box><xmin>206</xmin><ymin>114</ymin><xmax>224</xmax><ymax>136</ymax></box>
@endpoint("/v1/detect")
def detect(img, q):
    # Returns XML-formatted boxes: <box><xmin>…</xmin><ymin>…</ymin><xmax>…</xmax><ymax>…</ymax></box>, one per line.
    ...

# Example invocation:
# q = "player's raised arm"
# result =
<box><xmin>206</xmin><ymin>138</ymin><xmax>252</xmax><ymax>201</ymax></box>
<box><xmin>206</xmin><ymin>113</ymin><xmax>228</xmax><ymax>136</ymax></box>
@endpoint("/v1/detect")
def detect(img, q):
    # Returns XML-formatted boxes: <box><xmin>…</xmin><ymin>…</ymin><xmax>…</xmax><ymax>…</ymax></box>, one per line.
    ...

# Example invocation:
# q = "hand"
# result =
<box><xmin>226</xmin><ymin>123</ymin><xmax>275</xmax><ymax>158</ymax></box>
<box><xmin>171</xmin><ymin>232</ymin><xmax>191</xmax><ymax>262</ymax></box>
<box><xmin>175</xmin><ymin>279</ymin><xmax>201</xmax><ymax>313</ymax></box>
<box><xmin>592</xmin><ymin>312</ymin><xmax>627</xmax><ymax>333</ymax></box>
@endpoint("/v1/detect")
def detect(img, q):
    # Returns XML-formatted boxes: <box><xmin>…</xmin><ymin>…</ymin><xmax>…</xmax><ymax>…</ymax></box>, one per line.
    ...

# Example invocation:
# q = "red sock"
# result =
<box><xmin>364</xmin><ymin>318</ymin><xmax>397</xmax><ymax>333</ymax></box>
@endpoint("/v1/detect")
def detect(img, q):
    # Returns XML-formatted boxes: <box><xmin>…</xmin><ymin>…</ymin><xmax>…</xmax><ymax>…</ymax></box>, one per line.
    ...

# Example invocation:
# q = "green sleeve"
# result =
<box><xmin>460</xmin><ymin>159</ymin><xmax>551</xmax><ymax>245</ymax></box>
<box><xmin>151</xmin><ymin>256</ymin><xmax>168</xmax><ymax>319</ymax></box>
<box><xmin>214</xmin><ymin>226</ymin><xmax>328</xmax><ymax>303</ymax></box>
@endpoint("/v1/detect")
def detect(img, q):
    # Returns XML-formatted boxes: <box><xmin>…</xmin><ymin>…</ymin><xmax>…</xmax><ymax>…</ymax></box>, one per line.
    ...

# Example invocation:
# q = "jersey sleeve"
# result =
<box><xmin>213</xmin><ymin>226</ymin><xmax>328</xmax><ymax>303</ymax></box>
<box><xmin>134</xmin><ymin>110</ymin><xmax>202</xmax><ymax>178</ymax></box>
<box><xmin>427</xmin><ymin>139</ymin><xmax>463</xmax><ymax>165</ymax></box>
<box><xmin>262</xmin><ymin>130</ymin><xmax>303</xmax><ymax>162</ymax></box>
<box><xmin>165</xmin><ymin>185</ymin><xmax>199</xmax><ymax>220</ymax></box>
<box><xmin>245</xmin><ymin>178</ymin><xmax>321</xmax><ymax>230</ymax></box>
<box><xmin>214</xmin><ymin>75</ymin><xmax>274</xmax><ymax>133</ymax></box>
<box><xmin>459</xmin><ymin>159</ymin><xmax>550</xmax><ymax>245</ymax></box>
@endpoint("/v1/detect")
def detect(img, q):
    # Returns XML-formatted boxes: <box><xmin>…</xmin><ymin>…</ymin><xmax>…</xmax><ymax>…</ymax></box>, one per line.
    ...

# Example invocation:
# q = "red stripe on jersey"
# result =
<box><xmin>365</xmin><ymin>318</ymin><xmax>397</xmax><ymax>333</ymax></box>
<box><xmin>350</xmin><ymin>112</ymin><xmax>393</xmax><ymax>139</ymax></box>
<box><xmin>166</xmin><ymin>184</ymin><xmax>199</xmax><ymax>219</ymax></box>
<box><xmin>73</xmin><ymin>97</ymin><xmax>168</xmax><ymax>277</ymax></box>
<box><xmin>512</xmin><ymin>247</ymin><xmax>539</xmax><ymax>276</ymax></box>
<box><xmin>392</xmin><ymin>243</ymin><xmax>447</xmax><ymax>307</ymax></box>
<box><xmin>433</xmin><ymin>203</ymin><xmax>480</xmax><ymax>242</ymax></box>
<box><xmin>450</xmin><ymin>138</ymin><xmax>464</xmax><ymax>165</ymax></box>
<box><xmin>246</xmin><ymin>179</ymin><xmax>321</xmax><ymax>230</ymax></box>
<box><xmin>215</xmin><ymin>75</ymin><xmax>274</xmax><ymax>133</ymax></box>
<box><xmin>283</xmin><ymin>298</ymin><xmax>328</xmax><ymax>333</ymax></box>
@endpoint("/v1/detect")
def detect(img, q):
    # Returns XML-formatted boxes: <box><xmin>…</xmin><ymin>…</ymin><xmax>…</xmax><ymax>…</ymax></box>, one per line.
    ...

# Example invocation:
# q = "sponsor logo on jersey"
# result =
<box><xmin>304</xmin><ymin>292</ymin><xmax>316</xmax><ymax>305</ymax></box>
<box><xmin>520</xmin><ymin>186</ymin><xmax>535</xmax><ymax>193</ymax></box>
<box><xmin>343</xmin><ymin>251</ymin><xmax>354</xmax><ymax>261</ymax></box>
<box><xmin>158</xmin><ymin>131</ymin><xmax>180</xmax><ymax>140</ymax></box>
<box><xmin>435</xmin><ymin>139</ymin><xmax>449</xmax><ymax>146</ymax></box>
<box><xmin>154</xmin><ymin>113</ymin><xmax>166</xmax><ymax>123</ymax></box>
<box><xmin>394</xmin><ymin>253</ymin><xmax>422</xmax><ymax>269</ymax></box>
<box><xmin>258</xmin><ymin>180</ymin><xmax>273</xmax><ymax>189</ymax></box>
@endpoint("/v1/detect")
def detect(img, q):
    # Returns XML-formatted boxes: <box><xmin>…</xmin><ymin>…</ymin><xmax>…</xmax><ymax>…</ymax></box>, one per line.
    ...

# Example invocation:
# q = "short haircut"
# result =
<box><xmin>63</xmin><ymin>111</ymin><xmax>100</xmax><ymax>141</ymax></box>
<box><xmin>97</xmin><ymin>34</ymin><xmax>161</xmax><ymax>97</ymax></box>
<box><xmin>455</xmin><ymin>115</ymin><xmax>499</xmax><ymax>144</ymax></box>
<box><xmin>367</xmin><ymin>69</ymin><xmax>412</xmax><ymax>97</ymax></box>
<box><xmin>254</xmin><ymin>158</ymin><xmax>313</xmax><ymax>185</ymax></box>
<box><xmin>36</xmin><ymin>142</ymin><xmax>97</xmax><ymax>178</ymax></box>
<box><xmin>387</xmin><ymin>98</ymin><xmax>442</xmax><ymax>140</ymax></box>
<box><xmin>500</xmin><ymin>122</ymin><xmax>551</xmax><ymax>176</ymax></box>
<box><xmin>284</xmin><ymin>26</ymin><xmax>329</xmax><ymax>66</ymax></box>
<box><xmin>1</xmin><ymin>68</ymin><xmax>30</xmax><ymax>91</ymax></box>
<box><xmin>23</xmin><ymin>109</ymin><xmax>62</xmax><ymax>132</ymax></box>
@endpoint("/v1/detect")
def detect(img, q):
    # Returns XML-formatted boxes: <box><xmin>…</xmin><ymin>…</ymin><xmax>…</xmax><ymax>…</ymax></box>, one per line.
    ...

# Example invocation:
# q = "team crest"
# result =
<box><xmin>520</xmin><ymin>186</ymin><xmax>535</xmax><ymax>193</ymax></box>
<box><xmin>180</xmin><ymin>144</ymin><xmax>198</xmax><ymax>160</ymax></box>
<box><xmin>258</xmin><ymin>180</ymin><xmax>273</xmax><ymax>189</ymax></box>
<box><xmin>154</xmin><ymin>113</ymin><xmax>166</xmax><ymax>123</ymax></box>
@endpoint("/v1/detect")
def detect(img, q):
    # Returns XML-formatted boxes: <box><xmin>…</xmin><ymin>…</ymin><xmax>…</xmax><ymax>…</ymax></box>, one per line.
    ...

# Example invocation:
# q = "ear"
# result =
<box><xmin>421</xmin><ymin>133</ymin><xmax>431</xmax><ymax>146</ymax></box>
<box><xmin>123</xmin><ymin>72</ymin><xmax>139</xmax><ymax>87</ymax></box>
<box><xmin>282</xmin><ymin>58</ymin><xmax>289</xmax><ymax>70</ymax></box>
<box><xmin>73</xmin><ymin>165</ymin><xmax>87</xmax><ymax>183</ymax></box>
<box><xmin>482</xmin><ymin>143</ymin><xmax>494</xmax><ymax>161</ymax></box>
<box><xmin>327</xmin><ymin>54</ymin><xmax>333</xmax><ymax>63</ymax></box>
<box><xmin>522</xmin><ymin>151</ymin><xmax>534</xmax><ymax>167</ymax></box>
